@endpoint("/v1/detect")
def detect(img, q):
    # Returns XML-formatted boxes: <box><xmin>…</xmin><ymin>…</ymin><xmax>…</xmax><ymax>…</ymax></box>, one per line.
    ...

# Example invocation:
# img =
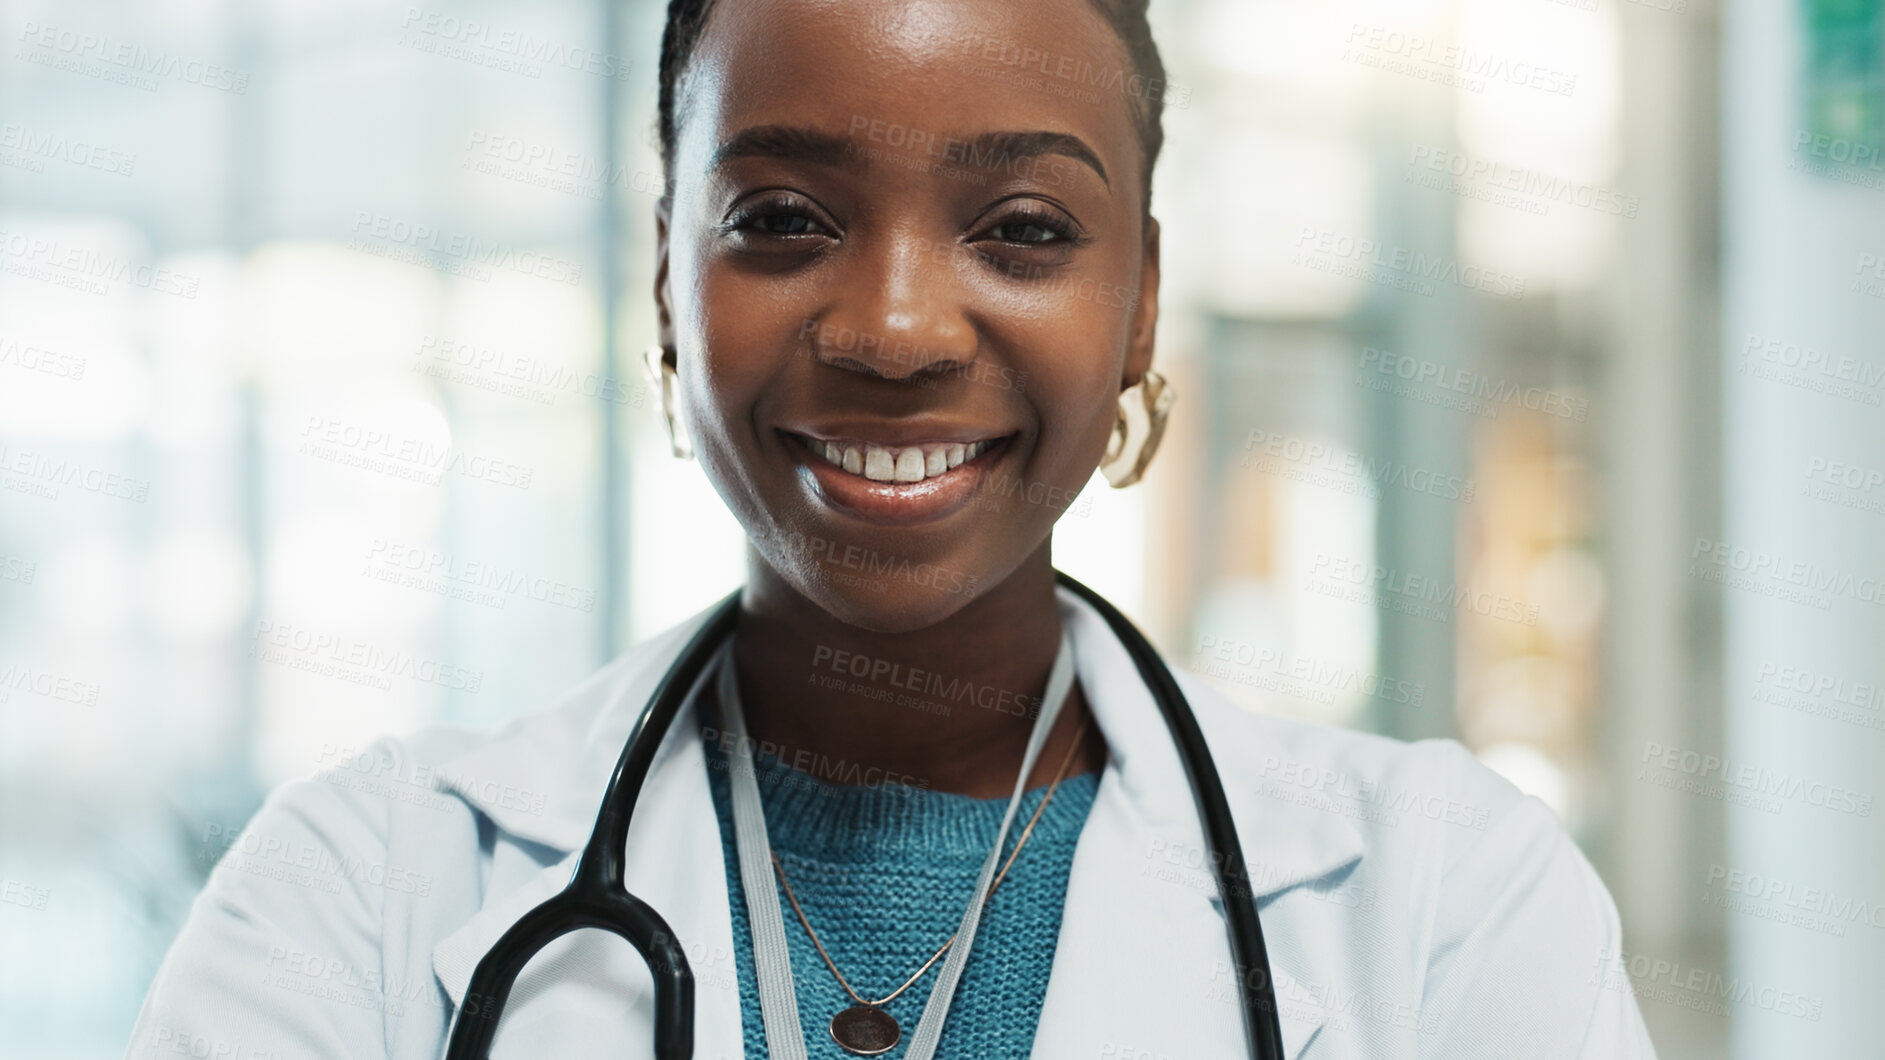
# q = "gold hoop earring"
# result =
<box><xmin>1099</xmin><ymin>369</ymin><xmax>1175</xmax><ymax>488</ymax></box>
<box><xmin>641</xmin><ymin>344</ymin><xmax>693</xmax><ymax>460</ymax></box>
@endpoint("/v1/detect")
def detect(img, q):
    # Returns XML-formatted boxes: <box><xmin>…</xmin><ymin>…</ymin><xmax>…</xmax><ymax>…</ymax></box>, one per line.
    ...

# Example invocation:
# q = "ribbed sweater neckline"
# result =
<box><xmin>709</xmin><ymin>742</ymin><xmax>1101</xmax><ymax>864</ymax></box>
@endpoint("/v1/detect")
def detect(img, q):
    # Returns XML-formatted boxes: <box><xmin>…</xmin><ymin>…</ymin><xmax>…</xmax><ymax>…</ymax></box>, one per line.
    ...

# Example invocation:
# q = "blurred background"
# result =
<box><xmin>3</xmin><ymin>0</ymin><xmax>1882</xmax><ymax>1055</ymax></box>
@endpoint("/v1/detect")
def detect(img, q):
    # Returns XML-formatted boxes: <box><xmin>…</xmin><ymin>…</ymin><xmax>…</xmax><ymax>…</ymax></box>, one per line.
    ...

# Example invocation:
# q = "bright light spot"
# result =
<box><xmin>268</xmin><ymin>511</ymin><xmax>413</xmax><ymax>628</ymax></box>
<box><xmin>383</xmin><ymin>397</ymin><xmax>454</xmax><ymax>454</ymax></box>
<box><xmin>1179</xmin><ymin>131</ymin><xmax>1373</xmax><ymax>318</ymax></box>
<box><xmin>1055</xmin><ymin>472</ymin><xmax>1145</xmax><ymax>620</ymax></box>
<box><xmin>1473</xmin><ymin>654</ymin><xmax>1576</xmax><ymax>745</ymax></box>
<box><xmin>1196</xmin><ymin>0</ymin><xmax>1363</xmax><ymax>96</ymax></box>
<box><xmin>149</xmin><ymin>535</ymin><xmax>252</xmax><ymax>639</ymax></box>
<box><xmin>0</xmin><ymin>342</ymin><xmax>151</xmax><ymax>441</ymax></box>
<box><xmin>1456</xmin><ymin>0</ymin><xmax>1620</xmax><ymax>177</ymax></box>
<box><xmin>1527</xmin><ymin>547</ymin><xmax>1606</xmax><ymax>643</ymax></box>
<box><xmin>241</xmin><ymin>241</ymin><xmax>439</xmax><ymax>385</ymax></box>
<box><xmin>627</xmin><ymin>419</ymin><xmax>743</xmax><ymax>642</ymax></box>
<box><xmin>146</xmin><ymin>253</ymin><xmax>241</xmax><ymax>447</ymax></box>
<box><xmin>1453</xmin><ymin>0</ymin><xmax>1622</xmax><ymax>293</ymax></box>
<box><xmin>1479</xmin><ymin>741</ymin><xmax>1573</xmax><ymax>823</ymax></box>
<box><xmin>1283</xmin><ymin>474</ymin><xmax>1377</xmax><ymax>717</ymax></box>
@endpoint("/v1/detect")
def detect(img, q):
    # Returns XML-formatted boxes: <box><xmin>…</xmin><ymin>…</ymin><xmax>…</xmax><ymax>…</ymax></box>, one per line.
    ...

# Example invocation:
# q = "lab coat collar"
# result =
<box><xmin>430</xmin><ymin>609</ymin><xmax>719</xmax><ymax>854</ymax></box>
<box><xmin>1052</xmin><ymin>588</ymin><xmax>1366</xmax><ymax>900</ymax></box>
<box><xmin>430</xmin><ymin>587</ymin><xmax>1364</xmax><ymax>1058</ymax></box>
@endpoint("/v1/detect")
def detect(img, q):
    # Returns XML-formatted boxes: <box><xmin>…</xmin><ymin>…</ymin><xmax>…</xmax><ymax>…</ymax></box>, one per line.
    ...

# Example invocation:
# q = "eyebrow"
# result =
<box><xmin>709</xmin><ymin>125</ymin><xmax>1110</xmax><ymax>189</ymax></box>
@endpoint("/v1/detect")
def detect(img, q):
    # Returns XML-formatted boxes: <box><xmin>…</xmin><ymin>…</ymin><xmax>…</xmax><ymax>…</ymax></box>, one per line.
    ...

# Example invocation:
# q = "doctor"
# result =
<box><xmin>128</xmin><ymin>0</ymin><xmax>1659</xmax><ymax>1056</ymax></box>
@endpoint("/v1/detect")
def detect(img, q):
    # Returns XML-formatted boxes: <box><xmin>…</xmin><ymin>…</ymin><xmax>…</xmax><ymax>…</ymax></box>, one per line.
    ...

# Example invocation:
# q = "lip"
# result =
<box><xmin>782</xmin><ymin>429</ymin><xmax>1013</xmax><ymax>526</ymax></box>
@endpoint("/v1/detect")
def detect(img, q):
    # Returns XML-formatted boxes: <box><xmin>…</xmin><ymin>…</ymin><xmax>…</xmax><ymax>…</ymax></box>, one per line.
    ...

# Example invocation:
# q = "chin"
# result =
<box><xmin>783</xmin><ymin>556</ymin><xmax>989</xmax><ymax>635</ymax></box>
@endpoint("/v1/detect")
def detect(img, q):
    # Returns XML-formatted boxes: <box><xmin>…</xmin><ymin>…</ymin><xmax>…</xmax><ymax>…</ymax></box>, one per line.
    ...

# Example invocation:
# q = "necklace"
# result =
<box><xmin>771</xmin><ymin>712</ymin><xmax>1093</xmax><ymax>1055</ymax></box>
<box><xmin>717</xmin><ymin>631</ymin><xmax>1083</xmax><ymax>1060</ymax></box>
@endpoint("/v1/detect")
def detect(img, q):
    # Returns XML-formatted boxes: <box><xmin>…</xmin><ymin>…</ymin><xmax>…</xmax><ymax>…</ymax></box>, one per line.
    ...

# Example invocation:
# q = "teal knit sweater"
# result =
<box><xmin>701</xmin><ymin>733</ymin><xmax>1100</xmax><ymax>1059</ymax></box>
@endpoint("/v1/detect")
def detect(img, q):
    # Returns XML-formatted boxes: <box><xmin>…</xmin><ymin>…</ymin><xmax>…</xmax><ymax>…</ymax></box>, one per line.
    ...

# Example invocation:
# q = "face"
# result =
<box><xmin>655</xmin><ymin>0</ymin><xmax>1161</xmax><ymax>633</ymax></box>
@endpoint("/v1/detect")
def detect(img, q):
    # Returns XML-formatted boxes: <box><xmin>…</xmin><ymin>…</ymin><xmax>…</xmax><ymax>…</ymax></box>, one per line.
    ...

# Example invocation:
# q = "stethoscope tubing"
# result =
<box><xmin>444</xmin><ymin>574</ymin><xmax>1283</xmax><ymax>1060</ymax></box>
<box><xmin>445</xmin><ymin>590</ymin><xmax>739</xmax><ymax>1060</ymax></box>
<box><xmin>1052</xmin><ymin>571</ymin><xmax>1286</xmax><ymax>1060</ymax></box>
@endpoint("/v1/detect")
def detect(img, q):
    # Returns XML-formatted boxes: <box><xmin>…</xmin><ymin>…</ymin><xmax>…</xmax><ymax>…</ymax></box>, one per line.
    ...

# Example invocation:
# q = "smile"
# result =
<box><xmin>783</xmin><ymin>430</ymin><xmax>1013</xmax><ymax>526</ymax></box>
<box><xmin>807</xmin><ymin>438</ymin><xmax>997</xmax><ymax>483</ymax></box>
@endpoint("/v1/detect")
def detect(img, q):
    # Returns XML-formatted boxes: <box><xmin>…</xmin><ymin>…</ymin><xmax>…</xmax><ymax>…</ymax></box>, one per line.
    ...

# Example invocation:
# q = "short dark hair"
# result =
<box><xmin>654</xmin><ymin>0</ymin><xmax>1168</xmax><ymax>210</ymax></box>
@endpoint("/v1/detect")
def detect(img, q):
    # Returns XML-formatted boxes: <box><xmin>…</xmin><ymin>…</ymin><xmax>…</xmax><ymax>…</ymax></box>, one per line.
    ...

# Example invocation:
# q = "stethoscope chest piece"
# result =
<box><xmin>829</xmin><ymin>1004</ymin><xmax>900</xmax><ymax>1055</ymax></box>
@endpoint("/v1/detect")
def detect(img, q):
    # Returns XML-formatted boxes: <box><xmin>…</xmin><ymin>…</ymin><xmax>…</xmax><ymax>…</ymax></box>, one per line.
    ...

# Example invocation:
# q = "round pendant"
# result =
<box><xmin>829</xmin><ymin>1004</ymin><xmax>901</xmax><ymax>1056</ymax></box>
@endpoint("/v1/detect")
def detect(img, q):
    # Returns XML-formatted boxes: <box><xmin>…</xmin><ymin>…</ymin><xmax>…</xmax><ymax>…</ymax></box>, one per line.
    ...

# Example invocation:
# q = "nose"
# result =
<box><xmin>800</xmin><ymin>236</ymin><xmax>978</xmax><ymax>382</ymax></box>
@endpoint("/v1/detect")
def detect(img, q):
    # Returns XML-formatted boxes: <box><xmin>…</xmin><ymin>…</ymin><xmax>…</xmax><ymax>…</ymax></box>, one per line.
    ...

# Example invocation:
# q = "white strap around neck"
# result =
<box><xmin>714</xmin><ymin>631</ymin><xmax>1078</xmax><ymax>1060</ymax></box>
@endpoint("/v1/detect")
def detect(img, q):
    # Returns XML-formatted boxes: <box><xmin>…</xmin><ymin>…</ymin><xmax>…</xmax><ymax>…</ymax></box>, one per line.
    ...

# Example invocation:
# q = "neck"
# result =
<box><xmin>728</xmin><ymin>543</ymin><xmax>1105</xmax><ymax>798</ymax></box>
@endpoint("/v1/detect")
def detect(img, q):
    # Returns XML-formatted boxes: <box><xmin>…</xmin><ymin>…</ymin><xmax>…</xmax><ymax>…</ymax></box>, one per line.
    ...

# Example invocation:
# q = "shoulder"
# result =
<box><xmin>1171</xmin><ymin>675</ymin><xmax>1652</xmax><ymax>1056</ymax></box>
<box><xmin>206</xmin><ymin>725</ymin><xmax>491</xmax><ymax>915</ymax></box>
<box><xmin>132</xmin><ymin>725</ymin><xmax>495</xmax><ymax>1058</ymax></box>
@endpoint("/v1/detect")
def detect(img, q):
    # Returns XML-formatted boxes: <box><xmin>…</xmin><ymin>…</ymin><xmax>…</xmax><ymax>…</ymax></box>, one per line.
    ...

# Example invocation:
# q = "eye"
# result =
<box><xmin>991</xmin><ymin>219</ymin><xmax>1060</xmax><ymax>244</ymax></box>
<box><xmin>973</xmin><ymin>201</ymin><xmax>1085</xmax><ymax>250</ymax></box>
<box><xmin>752</xmin><ymin>213</ymin><xmax>816</xmax><ymax>235</ymax></box>
<box><xmin>721</xmin><ymin>192</ymin><xmax>837</xmax><ymax>243</ymax></box>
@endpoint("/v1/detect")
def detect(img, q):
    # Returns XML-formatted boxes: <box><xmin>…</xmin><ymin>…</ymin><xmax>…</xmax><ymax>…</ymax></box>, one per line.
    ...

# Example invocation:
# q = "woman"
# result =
<box><xmin>128</xmin><ymin>0</ymin><xmax>1658</xmax><ymax>1057</ymax></box>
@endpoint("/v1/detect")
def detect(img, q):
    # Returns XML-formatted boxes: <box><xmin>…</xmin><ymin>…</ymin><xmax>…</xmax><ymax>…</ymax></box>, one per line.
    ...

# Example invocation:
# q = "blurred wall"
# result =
<box><xmin>1722</xmin><ymin>0</ymin><xmax>1885</xmax><ymax>1053</ymax></box>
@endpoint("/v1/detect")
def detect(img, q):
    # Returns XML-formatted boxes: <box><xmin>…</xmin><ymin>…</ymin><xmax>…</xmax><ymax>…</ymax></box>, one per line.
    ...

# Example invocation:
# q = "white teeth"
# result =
<box><xmin>895</xmin><ymin>448</ymin><xmax>926</xmax><ymax>482</ymax></box>
<box><xmin>808</xmin><ymin>436</ymin><xmax>999</xmax><ymax>484</ymax></box>
<box><xmin>864</xmin><ymin>446</ymin><xmax>896</xmax><ymax>481</ymax></box>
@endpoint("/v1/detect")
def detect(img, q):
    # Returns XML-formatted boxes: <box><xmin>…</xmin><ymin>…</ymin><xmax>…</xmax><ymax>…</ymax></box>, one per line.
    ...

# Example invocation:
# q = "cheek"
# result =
<box><xmin>1060</xmin><ymin>385</ymin><xmax>1124</xmax><ymax>483</ymax></box>
<box><xmin>678</xmin><ymin>268</ymin><xmax>782</xmax><ymax>444</ymax></box>
<box><xmin>1015</xmin><ymin>327</ymin><xmax>1131</xmax><ymax>482</ymax></box>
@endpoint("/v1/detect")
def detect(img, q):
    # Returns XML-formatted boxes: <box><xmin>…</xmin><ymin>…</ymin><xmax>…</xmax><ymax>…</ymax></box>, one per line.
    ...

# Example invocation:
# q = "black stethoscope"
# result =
<box><xmin>443</xmin><ymin>570</ymin><xmax>1284</xmax><ymax>1060</ymax></box>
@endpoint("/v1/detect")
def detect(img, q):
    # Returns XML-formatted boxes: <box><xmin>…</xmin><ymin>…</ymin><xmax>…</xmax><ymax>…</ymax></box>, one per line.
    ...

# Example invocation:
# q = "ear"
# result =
<box><xmin>654</xmin><ymin>197</ymin><xmax>678</xmax><ymax>369</ymax></box>
<box><xmin>1122</xmin><ymin>216</ymin><xmax>1161</xmax><ymax>390</ymax></box>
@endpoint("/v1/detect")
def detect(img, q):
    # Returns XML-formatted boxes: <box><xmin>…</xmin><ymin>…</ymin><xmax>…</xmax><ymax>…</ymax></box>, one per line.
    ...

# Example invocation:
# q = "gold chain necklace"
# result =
<box><xmin>770</xmin><ymin>713</ymin><xmax>1093</xmax><ymax>1056</ymax></box>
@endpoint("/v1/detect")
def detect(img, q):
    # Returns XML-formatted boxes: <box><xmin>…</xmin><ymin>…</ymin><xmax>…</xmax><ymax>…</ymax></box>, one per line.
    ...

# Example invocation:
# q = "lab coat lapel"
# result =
<box><xmin>430</xmin><ymin>614</ymin><xmax>747</xmax><ymax>1060</ymax></box>
<box><xmin>1030</xmin><ymin>589</ymin><xmax>1361</xmax><ymax>1060</ymax></box>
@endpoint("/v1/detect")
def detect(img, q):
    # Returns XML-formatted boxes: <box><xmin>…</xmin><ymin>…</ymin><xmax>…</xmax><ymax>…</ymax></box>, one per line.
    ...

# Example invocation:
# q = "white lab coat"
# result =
<box><xmin>127</xmin><ymin>588</ymin><xmax>1658</xmax><ymax>1059</ymax></box>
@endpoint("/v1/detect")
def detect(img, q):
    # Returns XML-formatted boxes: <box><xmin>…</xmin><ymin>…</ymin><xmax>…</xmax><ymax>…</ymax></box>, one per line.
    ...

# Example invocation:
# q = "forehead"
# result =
<box><xmin>674</xmin><ymin>0</ymin><xmax>1143</xmax><ymax>192</ymax></box>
